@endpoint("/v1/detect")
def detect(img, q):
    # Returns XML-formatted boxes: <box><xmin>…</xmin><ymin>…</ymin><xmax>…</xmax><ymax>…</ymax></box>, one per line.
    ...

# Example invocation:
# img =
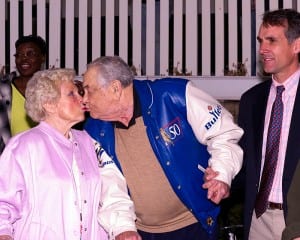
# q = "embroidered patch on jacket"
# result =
<box><xmin>160</xmin><ymin>117</ymin><xmax>183</xmax><ymax>146</ymax></box>
<box><xmin>204</xmin><ymin>105</ymin><xmax>222</xmax><ymax>130</ymax></box>
<box><xmin>94</xmin><ymin>140</ymin><xmax>114</xmax><ymax>168</ymax></box>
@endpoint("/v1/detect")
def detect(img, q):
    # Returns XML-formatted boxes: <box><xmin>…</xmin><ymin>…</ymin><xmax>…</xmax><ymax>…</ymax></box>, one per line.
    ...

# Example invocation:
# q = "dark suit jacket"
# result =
<box><xmin>237</xmin><ymin>79</ymin><xmax>300</xmax><ymax>239</ymax></box>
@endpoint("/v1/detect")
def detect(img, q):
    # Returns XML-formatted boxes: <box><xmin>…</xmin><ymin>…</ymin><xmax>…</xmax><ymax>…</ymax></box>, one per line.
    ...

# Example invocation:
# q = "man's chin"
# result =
<box><xmin>89</xmin><ymin>112</ymin><xmax>99</xmax><ymax>119</ymax></box>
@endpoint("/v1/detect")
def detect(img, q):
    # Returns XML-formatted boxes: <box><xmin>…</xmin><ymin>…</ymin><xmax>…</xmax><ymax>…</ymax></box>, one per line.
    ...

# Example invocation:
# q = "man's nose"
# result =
<box><xmin>82</xmin><ymin>93</ymin><xmax>89</xmax><ymax>103</ymax></box>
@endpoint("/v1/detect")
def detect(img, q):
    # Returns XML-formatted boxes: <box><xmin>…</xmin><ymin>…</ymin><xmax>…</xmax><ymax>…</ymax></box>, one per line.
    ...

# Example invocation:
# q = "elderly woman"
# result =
<box><xmin>0</xmin><ymin>69</ymin><xmax>140</xmax><ymax>240</ymax></box>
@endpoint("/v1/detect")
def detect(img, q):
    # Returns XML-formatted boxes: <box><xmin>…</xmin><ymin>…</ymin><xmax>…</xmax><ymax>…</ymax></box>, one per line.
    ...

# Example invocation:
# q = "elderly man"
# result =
<box><xmin>82</xmin><ymin>56</ymin><xmax>243</xmax><ymax>240</ymax></box>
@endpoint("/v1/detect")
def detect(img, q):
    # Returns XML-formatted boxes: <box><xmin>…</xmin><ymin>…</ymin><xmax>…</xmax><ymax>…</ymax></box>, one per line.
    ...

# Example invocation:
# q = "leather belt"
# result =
<box><xmin>267</xmin><ymin>202</ymin><xmax>283</xmax><ymax>210</ymax></box>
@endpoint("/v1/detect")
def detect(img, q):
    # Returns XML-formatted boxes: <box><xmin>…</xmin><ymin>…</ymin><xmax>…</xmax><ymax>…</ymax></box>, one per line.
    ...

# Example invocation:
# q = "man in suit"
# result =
<box><xmin>238</xmin><ymin>8</ymin><xmax>300</xmax><ymax>240</ymax></box>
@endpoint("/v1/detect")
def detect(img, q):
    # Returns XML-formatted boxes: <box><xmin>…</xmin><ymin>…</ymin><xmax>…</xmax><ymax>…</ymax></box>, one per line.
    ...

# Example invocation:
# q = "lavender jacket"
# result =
<box><xmin>0</xmin><ymin>122</ymin><xmax>108</xmax><ymax>240</ymax></box>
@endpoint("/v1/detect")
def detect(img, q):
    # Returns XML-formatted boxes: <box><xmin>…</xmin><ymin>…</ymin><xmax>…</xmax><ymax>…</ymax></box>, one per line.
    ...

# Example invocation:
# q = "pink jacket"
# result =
<box><xmin>0</xmin><ymin>122</ymin><xmax>108</xmax><ymax>240</ymax></box>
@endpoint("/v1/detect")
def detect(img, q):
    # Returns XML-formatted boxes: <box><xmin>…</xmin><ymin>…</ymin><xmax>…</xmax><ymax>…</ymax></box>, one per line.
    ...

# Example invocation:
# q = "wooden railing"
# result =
<box><xmin>1</xmin><ymin>0</ymin><xmax>300</xmax><ymax>99</ymax></box>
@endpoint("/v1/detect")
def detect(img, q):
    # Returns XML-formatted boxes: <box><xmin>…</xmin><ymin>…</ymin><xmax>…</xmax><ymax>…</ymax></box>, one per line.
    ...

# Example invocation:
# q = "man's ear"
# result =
<box><xmin>293</xmin><ymin>37</ymin><xmax>300</xmax><ymax>54</ymax></box>
<box><xmin>111</xmin><ymin>80</ymin><xmax>122</xmax><ymax>98</ymax></box>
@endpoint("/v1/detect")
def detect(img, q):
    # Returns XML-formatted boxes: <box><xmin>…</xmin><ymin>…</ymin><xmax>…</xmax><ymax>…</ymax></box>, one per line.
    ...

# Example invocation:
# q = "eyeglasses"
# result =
<box><xmin>14</xmin><ymin>50</ymin><xmax>39</xmax><ymax>59</ymax></box>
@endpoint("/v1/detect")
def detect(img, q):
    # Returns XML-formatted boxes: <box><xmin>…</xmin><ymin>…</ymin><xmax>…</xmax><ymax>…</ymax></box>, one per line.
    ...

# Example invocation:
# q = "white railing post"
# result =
<box><xmin>215</xmin><ymin>0</ymin><xmax>224</xmax><ymax>76</ymax></box>
<box><xmin>185</xmin><ymin>0</ymin><xmax>198</xmax><ymax>76</ymax></box>
<box><xmin>105</xmin><ymin>0</ymin><xmax>115</xmax><ymax>56</ymax></box>
<box><xmin>201</xmin><ymin>1</ymin><xmax>211</xmax><ymax>76</ymax></box>
<box><xmin>146</xmin><ymin>0</ymin><xmax>155</xmax><ymax>76</ymax></box>
<box><xmin>119</xmin><ymin>0</ymin><xmax>128</xmax><ymax>63</ymax></box>
<box><xmin>132</xmin><ymin>0</ymin><xmax>142</xmax><ymax>75</ymax></box>
<box><xmin>36</xmin><ymin>0</ymin><xmax>46</xmax><ymax>41</ymax></box>
<box><xmin>159</xmin><ymin>0</ymin><xmax>169</xmax><ymax>76</ymax></box>
<box><xmin>48</xmin><ymin>0</ymin><xmax>61</xmax><ymax>69</ymax></box>
<box><xmin>173</xmin><ymin>0</ymin><xmax>183</xmax><ymax>74</ymax></box>
<box><xmin>92</xmin><ymin>0</ymin><xmax>102</xmax><ymax>61</ymax></box>
<box><xmin>242</xmin><ymin>0</ymin><xmax>252</xmax><ymax>75</ymax></box>
<box><xmin>65</xmin><ymin>0</ymin><xmax>75</xmax><ymax>70</ymax></box>
<box><xmin>10</xmin><ymin>0</ymin><xmax>19</xmax><ymax>72</ymax></box>
<box><xmin>23</xmin><ymin>0</ymin><xmax>32</xmax><ymax>35</ymax></box>
<box><xmin>0</xmin><ymin>1</ymin><xmax>5</xmax><ymax>71</ymax></box>
<box><xmin>78</xmin><ymin>0</ymin><xmax>88</xmax><ymax>75</ymax></box>
<box><xmin>228</xmin><ymin>0</ymin><xmax>238</xmax><ymax>74</ymax></box>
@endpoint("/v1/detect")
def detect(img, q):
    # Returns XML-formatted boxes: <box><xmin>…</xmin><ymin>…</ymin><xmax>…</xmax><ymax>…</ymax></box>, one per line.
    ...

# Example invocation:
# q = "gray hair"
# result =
<box><xmin>87</xmin><ymin>56</ymin><xmax>134</xmax><ymax>88</ymax></box>
<box><xmin>25</xmin><ymin>68</ymin><xmax>75</xmax><ymax>122</ymax></box>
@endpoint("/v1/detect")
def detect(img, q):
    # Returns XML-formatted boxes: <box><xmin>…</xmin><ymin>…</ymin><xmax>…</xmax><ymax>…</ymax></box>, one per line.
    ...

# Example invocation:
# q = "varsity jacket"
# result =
<box><xmin>84</xmin><ymin>78</ymin><xmax>243</xmax><ymax>234</ymax></box>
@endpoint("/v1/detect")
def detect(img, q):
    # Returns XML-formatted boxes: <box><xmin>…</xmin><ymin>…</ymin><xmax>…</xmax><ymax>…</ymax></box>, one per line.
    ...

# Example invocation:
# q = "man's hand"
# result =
<box><xmin>116</xmin><ymin>231</ymin><xmax>142</xmax><ymax>240</ymax></box>
<box><xmin>202</xmin><ymin>167</ymin><xmax>230</xmax><ymax>204</ymax></box>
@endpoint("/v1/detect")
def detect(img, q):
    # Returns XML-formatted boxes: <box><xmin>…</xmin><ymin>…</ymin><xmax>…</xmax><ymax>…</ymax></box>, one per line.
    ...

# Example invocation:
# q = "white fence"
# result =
<box><xmin>1</xmin><ymin>1</ymin><xmax>300</xmax><ymax>84</ymax></box>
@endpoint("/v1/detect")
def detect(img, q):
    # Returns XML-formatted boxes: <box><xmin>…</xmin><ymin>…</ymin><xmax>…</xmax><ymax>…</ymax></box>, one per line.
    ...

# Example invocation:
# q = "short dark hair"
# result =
<box><xmin>262</xmin><ymin>9</ymin><xmax>300</xmax><ymax>43</ymax></box>
<box><xmin>15</xmin><ymin>35</ymin><xmax>47</xmax><ymax>55</ymax></box>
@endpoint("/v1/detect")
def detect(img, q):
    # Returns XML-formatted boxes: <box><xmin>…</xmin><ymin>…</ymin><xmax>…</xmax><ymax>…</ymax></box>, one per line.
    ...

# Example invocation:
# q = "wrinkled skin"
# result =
<box><xmin>116</xmin><ymin>231</ymin><xmax>142</xmax><ymax>240</ymax></box>
<box><xmin>202</xmin><ymin>167</ymin><xmax>230</xmax><ymax>204</ymax></box>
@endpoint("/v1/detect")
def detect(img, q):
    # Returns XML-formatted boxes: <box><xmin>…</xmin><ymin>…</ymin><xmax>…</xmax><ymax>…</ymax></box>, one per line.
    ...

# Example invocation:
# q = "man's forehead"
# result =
<box><xmin>259</xmin><ymin>24</ymin><xmax>285</xmax><ymax>33</ymax></box>
<box><xmin>83</xmin><ymin>68</ymin><xmax>97</xmax><ymax>84</ymax></box>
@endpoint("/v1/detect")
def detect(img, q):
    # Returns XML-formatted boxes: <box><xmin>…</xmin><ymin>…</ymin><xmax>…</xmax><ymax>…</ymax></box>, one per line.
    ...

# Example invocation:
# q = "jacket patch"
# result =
<box><xmin>94</xmin><ymin>140</ymin><xmax>114</xmax><ymax>168</ymax></box>
<box><xmin>205</xmin><ymin>105</ymin><xmax>222</xmax><ymax>130</ymax></box>
<box><xmin>160</xmin><ymin>117</ymin><xmax>183</xmax><ymax>146</ymax></box>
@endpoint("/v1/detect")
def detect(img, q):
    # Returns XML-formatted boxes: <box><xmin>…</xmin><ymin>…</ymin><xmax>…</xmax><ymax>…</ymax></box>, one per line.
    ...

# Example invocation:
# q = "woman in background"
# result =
<box><xmin>0</xmin><ymin>35</ymin><xmax>47</xmax><ymax>149</ymax></box>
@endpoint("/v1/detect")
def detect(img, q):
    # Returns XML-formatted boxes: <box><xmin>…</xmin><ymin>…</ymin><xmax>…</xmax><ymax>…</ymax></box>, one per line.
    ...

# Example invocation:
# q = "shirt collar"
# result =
<box><xmin>272</xmin><ymin>68</ymin><xmax>300</xmax><ymax>97</ymax></box>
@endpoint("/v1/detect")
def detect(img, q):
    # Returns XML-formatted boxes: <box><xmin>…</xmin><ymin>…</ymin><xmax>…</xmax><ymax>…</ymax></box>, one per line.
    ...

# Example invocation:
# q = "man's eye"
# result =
<box><xmin>68</xmin><ymin>91</ymin><xmax>75</xmax><ymax>97</ymax></box>
<box><xmin>268</xmin><ymin>37</ymin><xmax>276</xmax><ymax>43</ymax></box>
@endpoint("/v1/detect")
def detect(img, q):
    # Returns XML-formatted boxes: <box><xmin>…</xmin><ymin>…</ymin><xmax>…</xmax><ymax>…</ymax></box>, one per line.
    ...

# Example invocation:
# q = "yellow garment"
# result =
<box><xmin>10</xmin><ymin>84</ymin><xmax>36</xmax><ymax>136</ymax></box>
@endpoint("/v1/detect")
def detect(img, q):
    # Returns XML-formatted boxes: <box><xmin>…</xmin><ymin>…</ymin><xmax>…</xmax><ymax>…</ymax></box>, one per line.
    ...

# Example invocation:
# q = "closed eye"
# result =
<box><xmin>67</xmin><ymin>91</ymin><xmax>75</xmax><ymax>97</ymax></box>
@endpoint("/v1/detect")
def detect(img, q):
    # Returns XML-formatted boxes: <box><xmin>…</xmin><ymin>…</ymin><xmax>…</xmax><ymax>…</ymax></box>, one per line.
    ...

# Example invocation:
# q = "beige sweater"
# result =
<box><xmin>115</xmin><ymin>116</ymin><xmax>197</xmax><ymax>233</ymax></box>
